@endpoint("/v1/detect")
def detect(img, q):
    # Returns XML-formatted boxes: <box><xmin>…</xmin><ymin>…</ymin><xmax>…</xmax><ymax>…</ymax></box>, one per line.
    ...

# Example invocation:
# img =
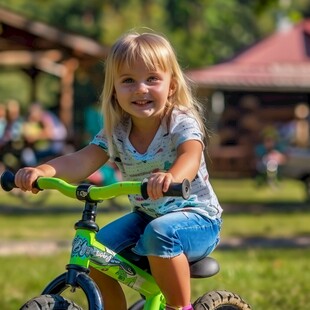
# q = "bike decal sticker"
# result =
<box><xmin>72</xmin><ymin>236</ymin><xmax>114</xmax><ymax>264</ymax></box>
<box><xmin>72</xmin><ymin>236</ymin><xmax>137</xmax><ymax>277</ymax></box>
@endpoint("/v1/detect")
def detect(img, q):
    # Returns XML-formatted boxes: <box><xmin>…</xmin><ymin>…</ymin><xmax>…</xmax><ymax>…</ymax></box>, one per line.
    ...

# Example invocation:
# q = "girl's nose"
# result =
<box><xmin>135</xmin><ymin>82</ymin><xmax>148</xmax><ymax>94</ymax></box>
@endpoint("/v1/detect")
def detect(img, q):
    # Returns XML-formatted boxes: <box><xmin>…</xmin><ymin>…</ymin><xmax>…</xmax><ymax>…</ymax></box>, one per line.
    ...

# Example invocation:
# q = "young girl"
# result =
<box><xmin>15</xmin><ymin>31</ymin><xmax>222</xmax><ymax>310</ymax></box>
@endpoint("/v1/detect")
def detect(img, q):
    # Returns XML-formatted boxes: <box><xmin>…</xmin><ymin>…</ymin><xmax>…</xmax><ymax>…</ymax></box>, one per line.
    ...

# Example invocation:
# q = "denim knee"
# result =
<box><xmin>137</xmin><ymin>218</ymin><xmax>179</xmax><ymax>256</ymax></box>
<box><xmin>132</xmin><ymin>211</ymin><xmax>221</xmax><ymax>260</ymax></box>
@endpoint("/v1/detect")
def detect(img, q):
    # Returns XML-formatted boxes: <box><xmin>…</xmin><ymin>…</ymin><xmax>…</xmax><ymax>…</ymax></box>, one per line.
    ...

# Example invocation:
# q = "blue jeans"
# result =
<box><xmin>96</xmin><ymin>210</ymin><xmax>221</xmax><ymax>262</ymax></box>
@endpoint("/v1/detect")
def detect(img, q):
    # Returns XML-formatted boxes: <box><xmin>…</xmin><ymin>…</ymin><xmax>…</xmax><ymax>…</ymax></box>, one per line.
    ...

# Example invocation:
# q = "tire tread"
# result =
<box><xmin>193</xmin><ymin>290</ymin><xmax>251</xmax><ymax>310</ymax></box>
<box><xmin>19</xmin><ymin>294</ymin><xmax>82</xmax><ymax>310</ymax></box>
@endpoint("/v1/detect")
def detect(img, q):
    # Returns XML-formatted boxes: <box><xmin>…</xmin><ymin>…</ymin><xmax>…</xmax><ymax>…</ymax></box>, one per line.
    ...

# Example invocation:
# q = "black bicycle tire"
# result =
<box><xmin>193</xmin><ymin>290</ymin><xmax>252</xmax><ymax>310</ymax></box>
<box><xmin>19</xmin><ymin>271</ymin><xmax>103</xmax><ymax>309</ymax></box>
<box><xmin>19</xmin><ymin>294</ymin><xmax>82</xmax><ymax>310</ymax></box>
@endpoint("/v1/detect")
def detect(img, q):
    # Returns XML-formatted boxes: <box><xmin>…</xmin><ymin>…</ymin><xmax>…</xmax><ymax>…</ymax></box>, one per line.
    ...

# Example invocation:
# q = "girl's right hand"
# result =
<box><xmin>15</xmin><ymin>167</ymin><xmax>43</xmax><ymax>193</ymax></box>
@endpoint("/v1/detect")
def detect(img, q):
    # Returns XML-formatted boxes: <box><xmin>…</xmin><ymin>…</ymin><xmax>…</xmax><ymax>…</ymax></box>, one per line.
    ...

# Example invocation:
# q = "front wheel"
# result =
<box><xmin>193</xmin><ymin>290</ymin><xmax>251</xmax><ymax>309</ymax></box>
<box><xmin>128</xmin><ymin>298</ymin><xmax>145</xmax><ymax>310</ymax></box>
<box><xmin>20</xmin><ymin>271</ymin><xmax>103</xmax><ymax>309</ymax></box>
<box><xmin>20</xmin><ymin>294</ymin><xmax>82</xmax><ymax>310</ymax></box>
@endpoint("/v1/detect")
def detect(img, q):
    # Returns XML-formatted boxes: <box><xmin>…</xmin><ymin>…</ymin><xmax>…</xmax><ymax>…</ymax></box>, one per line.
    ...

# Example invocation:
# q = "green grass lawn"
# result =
<box><xmin>1</xmin><ymin>248</ymin><xmax>310</xmax><ymax>310</ymax></box>
<box><xmin>211</xmin><ymin>177</ymin><xmax>307</xmax><ymax>204</ymax></box>
<box><xmin>0</xmin><ymin>177</ymin><xmax>307</xmax><ymax>207</ymax></box>
<box><xmin>0</xmin><ymin>178</ymin><xmax>309</xmax><ymax>309</ymax></box>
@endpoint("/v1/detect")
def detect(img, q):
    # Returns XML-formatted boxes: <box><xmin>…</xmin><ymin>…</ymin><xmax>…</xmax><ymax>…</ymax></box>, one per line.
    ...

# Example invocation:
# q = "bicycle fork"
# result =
<box><xmin>41</xmin><ymin>264</ymin><xmax>104</xmax><ymax>309</ymax></box>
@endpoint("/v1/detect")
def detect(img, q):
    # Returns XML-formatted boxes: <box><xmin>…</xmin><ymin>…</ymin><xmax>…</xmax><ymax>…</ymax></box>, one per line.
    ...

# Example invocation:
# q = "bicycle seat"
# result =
<box><xmin>119</xmin><ymin>248</ymin><xmax>220</xmax><ymax>279</ymax></box>
<box><xmin>189</xmin><ymin>256</ymin><xmax>220</xmax><ymax>278</ymax></box>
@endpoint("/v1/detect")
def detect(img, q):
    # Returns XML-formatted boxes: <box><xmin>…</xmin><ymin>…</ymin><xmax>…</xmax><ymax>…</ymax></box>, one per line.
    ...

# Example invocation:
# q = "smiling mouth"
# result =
<box><xmin>133</xmin><ymin>100</ymin><xmax>152</xmax><ymax>105</ymax></box>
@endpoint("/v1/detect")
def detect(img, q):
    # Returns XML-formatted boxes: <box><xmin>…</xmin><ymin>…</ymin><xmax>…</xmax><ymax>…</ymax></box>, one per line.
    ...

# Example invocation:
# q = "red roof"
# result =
<box><xmin>186</xmin><ymin>19</ymin><xmax>310</xmax><ymax>91</ymax></box>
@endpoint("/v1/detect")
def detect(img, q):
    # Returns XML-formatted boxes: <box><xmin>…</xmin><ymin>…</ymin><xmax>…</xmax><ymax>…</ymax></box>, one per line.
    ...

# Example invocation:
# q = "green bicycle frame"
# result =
<box><xmin>70</xmin><ymin>227</ymin><xmax>165</xmax><ymax>309</ymax></box>
<box><xmin>36</xmin><ymin>177</ymin><xmax>166</xmax><ymax>310</ymax></box>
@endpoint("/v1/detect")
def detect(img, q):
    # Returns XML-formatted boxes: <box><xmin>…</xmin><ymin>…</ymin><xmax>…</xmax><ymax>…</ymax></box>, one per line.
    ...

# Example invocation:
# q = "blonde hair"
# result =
<box><xmin>101</xmin><ymin>30</ymin><xmax>206</xmax><ymax>155</ymax></box>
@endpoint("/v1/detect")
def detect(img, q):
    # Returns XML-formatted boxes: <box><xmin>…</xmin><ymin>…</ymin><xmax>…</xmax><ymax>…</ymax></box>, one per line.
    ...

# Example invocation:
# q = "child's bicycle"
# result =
<box><xmin>1</xmin><ymin>170</ymin><xmax>251</xmax><ymax>310</ymax></box>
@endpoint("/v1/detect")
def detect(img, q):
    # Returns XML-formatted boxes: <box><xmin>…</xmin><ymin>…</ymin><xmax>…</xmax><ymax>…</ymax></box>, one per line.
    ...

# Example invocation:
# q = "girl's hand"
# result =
<box><xmin>15</xmin><ymin>167</ymin><xmax>44</xmax><ymax>194</ymax></box>
<box><xmin>147</xmin><ymin>172</ymin><xmax>174</xmax><ymax>200</ymax></box>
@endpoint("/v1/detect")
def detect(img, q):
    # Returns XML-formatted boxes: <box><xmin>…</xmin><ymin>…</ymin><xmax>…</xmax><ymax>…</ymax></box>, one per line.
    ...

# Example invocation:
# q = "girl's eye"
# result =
<box><xmin>122</xmin><ymin>78</ymin><xmax>134</xmax><ymax>83</ymax></box>
<box><xmin>148</xmin><ymin>76</ymin><xmax>159</xmax><ymax>82</ymax></box>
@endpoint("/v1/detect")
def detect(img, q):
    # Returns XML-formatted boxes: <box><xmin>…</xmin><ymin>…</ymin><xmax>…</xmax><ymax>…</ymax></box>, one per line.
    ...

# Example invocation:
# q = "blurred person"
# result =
<box><xmin>1</xmin><ymin>99</ymin><xmax>24</xmax><ymax>144</ymax></box>
<box><xmin>278</xmin><ymin>103</ymin><xmax>310</xmax><ymax>148</ymax></box>
<box><xmin>0</xmin><ymin>100</ymin><xmax>24</xmax><ymax>171</ymax></box>
<box><xmin>23</xmin><ymin>103</ymin><xmax>67</xmax><ymax>164</ymax></box>
<box><xmin>0</xmin><ymin>103</ymin><xmax>7</xmax><ymax>143</ymax></box>
<box><xmin>255</xmin><ymin>126</ymin><xmax>287</xmax><ymax>187</ymax></box>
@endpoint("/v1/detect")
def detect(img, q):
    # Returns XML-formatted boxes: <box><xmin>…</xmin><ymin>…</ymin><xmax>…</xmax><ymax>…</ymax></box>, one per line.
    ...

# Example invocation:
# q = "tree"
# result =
<box><xmin>1</xmin><ymin>0</ymin><xmax>309</xmax><ymax>111</ymax></box>
<box><xmin>1</xmin><ymin>0</ymin><xmax>309</xmax><ymax>67</ymax></box>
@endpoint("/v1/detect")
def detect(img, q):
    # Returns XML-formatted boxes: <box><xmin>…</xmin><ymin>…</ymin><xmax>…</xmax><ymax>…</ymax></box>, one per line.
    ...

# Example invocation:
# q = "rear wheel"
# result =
<box><xmin>193</xmin><ymin>290</ymin><xmax>251</xmax><ymax>309</ymax></box>
<box><xmin>20</xmin><ymin>294</ymin><xmax>82</xmax><ymax>310</ymax></box>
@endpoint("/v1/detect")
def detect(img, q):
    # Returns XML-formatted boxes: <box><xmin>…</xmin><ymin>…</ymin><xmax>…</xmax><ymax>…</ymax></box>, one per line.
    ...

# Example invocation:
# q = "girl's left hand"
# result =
<box><xmin>147</xmin><ymin>172</ymin><xmax>174</xmax><ymax>200</ymax></box>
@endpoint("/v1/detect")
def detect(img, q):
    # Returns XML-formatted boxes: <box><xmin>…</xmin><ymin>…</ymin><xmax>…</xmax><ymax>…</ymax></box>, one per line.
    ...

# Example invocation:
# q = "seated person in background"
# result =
<box><xmin>1</xmin><ymin>99</ymin><xmax>24</xmax><ymax>146</ymax></box>
<box><xmin>0</xmin><ymin>103</ymin><xmax>7</xmax><ymax>142</ymax></box>
<box><xmin>0</xmin><ymin>100</ymin><xmax>25</xmax><ymax>172</ymax></box>
<box><xmin>255</xmin><ymin>126</ymin><xmax>287</xmax><ymax>186</ymax></box>
<box><xmin>23</xmin><ymin>103</ymin><xmax>67</xmax><ymax>164</ymax></box>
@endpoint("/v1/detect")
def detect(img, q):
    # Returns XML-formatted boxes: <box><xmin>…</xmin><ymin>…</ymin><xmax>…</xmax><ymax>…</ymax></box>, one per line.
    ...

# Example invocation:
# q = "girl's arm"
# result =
<box><xmin>147</xmin><ymin>140</ymin><xmax>203</xmax><ymax>199</ymax></box>
<box><xmin>168</xmin><ymin>140</ymin><xmax>202</xmax><ymax>182</ymax></box>
<box><xmin>15</xmin><ymin>144</ymin><xmax>109</xmax><ymax>191</ymax></box>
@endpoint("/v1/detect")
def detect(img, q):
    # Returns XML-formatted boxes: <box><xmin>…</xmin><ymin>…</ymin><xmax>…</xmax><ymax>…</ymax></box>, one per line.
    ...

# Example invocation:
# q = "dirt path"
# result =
<box><xmin>1</xmin><ymin>235</ymin><xmax>310</xmax><ymax>256</ymax></box>
<box><xmin>1</xmin><ymin>202</ymin><xmax>309</xmax><ymax>256</ymax></box>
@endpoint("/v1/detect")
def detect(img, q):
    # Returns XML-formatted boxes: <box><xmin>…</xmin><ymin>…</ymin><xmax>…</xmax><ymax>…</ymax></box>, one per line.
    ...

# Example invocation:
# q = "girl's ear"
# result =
<box><xmin>169</xmin><ymin>79</ymin><xmax>177</xmax><ymax>97</ymax></box>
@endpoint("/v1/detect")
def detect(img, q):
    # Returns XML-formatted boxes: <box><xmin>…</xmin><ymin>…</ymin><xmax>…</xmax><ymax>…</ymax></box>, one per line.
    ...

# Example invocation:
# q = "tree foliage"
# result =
<box><xmin>0</xmin><ymin>0</ymin><xmax>309</xmax><ymax>108</ymax></box>
<box><xmin>1</xmin><ymin>0</ymin><xmax>309</xmax><ymax>67</ymax></box>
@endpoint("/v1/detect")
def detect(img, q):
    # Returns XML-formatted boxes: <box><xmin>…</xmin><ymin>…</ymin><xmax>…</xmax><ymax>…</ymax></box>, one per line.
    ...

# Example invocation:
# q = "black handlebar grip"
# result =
<box><xmin>0</xmin><ymin>170</ymin><xmax>16</xmax><ymax>191</ymax></box>
<box><xmin>141</xmin><ymin>179</ymin><xmax>191</xmax><ymax>200</ymax></box>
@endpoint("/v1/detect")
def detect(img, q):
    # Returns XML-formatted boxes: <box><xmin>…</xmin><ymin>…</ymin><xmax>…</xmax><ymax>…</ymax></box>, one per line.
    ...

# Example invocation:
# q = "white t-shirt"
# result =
<box><xmin>91</xmin><ymin>108</ymin><xmax>222</xmax><ymax>219</ymax></box>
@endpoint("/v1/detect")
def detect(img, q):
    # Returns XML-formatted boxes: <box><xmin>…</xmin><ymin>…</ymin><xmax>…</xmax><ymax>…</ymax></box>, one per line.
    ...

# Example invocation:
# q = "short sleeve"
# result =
<box><xmin>90</xmin><ymin>129</ymin><xmax>109</xmax><ymax>153</ymax></box>
<box><xmin>170</xmin><ymin>112</ymin><xmax>205</xmax><ymax>149</ymax></box>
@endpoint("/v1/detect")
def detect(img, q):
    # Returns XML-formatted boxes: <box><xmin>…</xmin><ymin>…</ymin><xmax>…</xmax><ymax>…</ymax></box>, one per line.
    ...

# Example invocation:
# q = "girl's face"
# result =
<box><xmin>113</xmin><ymin>58</ymin><xmax>174</xmax><ymax>123</ymax></box>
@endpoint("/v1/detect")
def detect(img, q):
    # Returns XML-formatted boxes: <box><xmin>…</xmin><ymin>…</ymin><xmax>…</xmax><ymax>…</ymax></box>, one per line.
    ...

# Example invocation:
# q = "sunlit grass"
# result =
<box><xmin>1</xmin><ymin>211</ymin><xmax>310</xmax><ymax>242</ymax></box>
<box><xmin>1</xmin><ymin>178</ymin><xmax>309</xmax><ymax>309</ymax></box>
<box><xmin>1</xmin><ymin>249</ymin><xmax>310</xmax><ymax>310</ymax></box>
<box><xmin>0</xmin><ymin>178</ymin><xmax>307</xmax><ymax>209</ymax></box>
<box><xmin>211</xmin><ymin>178</ymin><xmax>307</xmax><ymax>204</ymax></box>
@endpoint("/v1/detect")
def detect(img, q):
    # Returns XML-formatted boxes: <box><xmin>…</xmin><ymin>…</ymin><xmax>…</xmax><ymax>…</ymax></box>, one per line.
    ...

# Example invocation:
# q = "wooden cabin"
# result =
<box><xmin>187</xmin><ymin>20</ymin><xmax>310</xmax><ymax>177</ymax></box>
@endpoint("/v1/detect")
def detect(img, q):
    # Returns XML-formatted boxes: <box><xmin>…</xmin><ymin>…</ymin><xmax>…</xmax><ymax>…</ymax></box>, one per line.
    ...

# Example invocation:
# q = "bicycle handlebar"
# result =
<box><xmin>0</xmin><ymin>170</ymin><xmax>191</xmax><ymax>201</ymax></box>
